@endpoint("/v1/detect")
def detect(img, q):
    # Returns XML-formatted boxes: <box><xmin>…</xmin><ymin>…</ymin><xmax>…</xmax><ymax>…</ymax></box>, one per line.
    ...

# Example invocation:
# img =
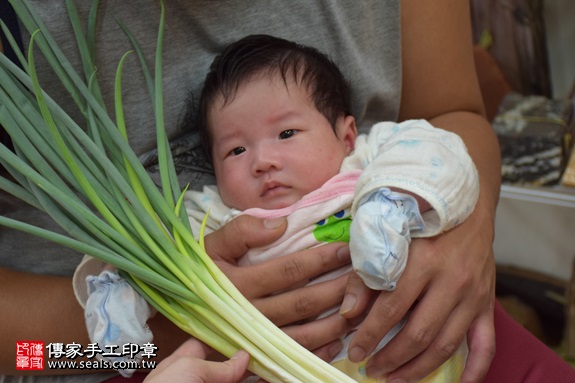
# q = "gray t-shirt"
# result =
<box><xmin>1</xmin><ymin>1</ymin><xmax>400</xmax><ymax>381</ymax></box>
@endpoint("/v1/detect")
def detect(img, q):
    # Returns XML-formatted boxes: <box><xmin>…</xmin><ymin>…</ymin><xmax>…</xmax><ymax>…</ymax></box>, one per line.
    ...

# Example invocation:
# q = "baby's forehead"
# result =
<box><xmin>212</xmin><ymin>69</ymin><xmax>313</xmax><ymax>111</ymax></box>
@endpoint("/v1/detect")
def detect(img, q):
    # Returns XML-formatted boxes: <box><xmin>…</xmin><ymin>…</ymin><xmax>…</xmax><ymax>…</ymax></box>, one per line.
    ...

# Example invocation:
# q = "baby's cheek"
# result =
<box><xmin>217</xmin><ymin>177</ymin><xmax>237</xmax><ymax>206</ymax></box>
<box><xmin>219</xmin><ymin>181</ymin><xmax>256</xmax><ymax>211</ymax></box>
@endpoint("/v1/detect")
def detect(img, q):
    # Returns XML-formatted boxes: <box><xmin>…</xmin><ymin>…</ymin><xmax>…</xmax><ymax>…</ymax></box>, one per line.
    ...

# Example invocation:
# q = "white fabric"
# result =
<box><xmin>343</xmin><ymin>120</ymin><xmax>479</xmax><ymax>236</ymax></box>
<box><xmin>84</xmin><ymin>270</ymin><xmax>153</xmax><ymax>377</ymax></box>
<box><xmin>350</xmin><ymin>188</ymin><xmax>424</xmax><ymax>290</ymax></box>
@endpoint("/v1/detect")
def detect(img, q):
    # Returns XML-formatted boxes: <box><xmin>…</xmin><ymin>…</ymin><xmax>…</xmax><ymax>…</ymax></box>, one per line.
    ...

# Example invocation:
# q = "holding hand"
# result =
<box><xmin>144</xmin><ymin>338</ymin><xmax>250</xmax><ymax>383</ymax></box>
<box><xmin>204</xmin><ymin>214</ymin><xmax>353</xmax><ymax>355</ymax></box>
<box><xmin>342</xmin><ymin>206</ymin><xmax>496</xmax><ymax>382</ymax></box>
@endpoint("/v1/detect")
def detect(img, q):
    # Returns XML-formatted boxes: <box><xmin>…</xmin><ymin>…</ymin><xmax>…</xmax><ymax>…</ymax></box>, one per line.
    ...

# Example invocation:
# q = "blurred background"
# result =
<box><xmin>470</xmin><ymin>0</ymin><xmax>575</xmax><ymax>365</ymax></box>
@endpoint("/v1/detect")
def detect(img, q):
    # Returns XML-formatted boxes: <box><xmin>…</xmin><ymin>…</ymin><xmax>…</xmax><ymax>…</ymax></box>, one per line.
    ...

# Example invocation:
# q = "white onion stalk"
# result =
<box><xmin>0</xmin><ymin>0</ymin><xmax>358</xmax><ymax>382</ymax></box>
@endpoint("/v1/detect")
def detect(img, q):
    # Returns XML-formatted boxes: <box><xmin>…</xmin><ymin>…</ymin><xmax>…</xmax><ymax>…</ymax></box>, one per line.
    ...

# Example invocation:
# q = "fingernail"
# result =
<box><xmin>340</xmin><ymin>293</ymin><xmax>356</xmax><ymax>314</ymax></box>
<box><xmin>336</xmin><ymin>245</ymin><xmax>350</xmax><ymax>261</ymax></box>
<box><xmin>263</xmin><ymin>217</ymin><xmax>285</xmax><ymax>229</ymax></box>
<box><xmin>348</xmin><ymin>346</ymin><xmax>366</xmax><ymax>363</ymax></box>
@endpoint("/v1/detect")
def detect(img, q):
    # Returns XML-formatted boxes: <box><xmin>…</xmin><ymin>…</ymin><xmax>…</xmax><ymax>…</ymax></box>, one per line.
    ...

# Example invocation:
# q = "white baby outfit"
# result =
<box><xmin>73</xmin><ymin>119</ymin><xmax>479</xmax><ymax>379</ymax></box>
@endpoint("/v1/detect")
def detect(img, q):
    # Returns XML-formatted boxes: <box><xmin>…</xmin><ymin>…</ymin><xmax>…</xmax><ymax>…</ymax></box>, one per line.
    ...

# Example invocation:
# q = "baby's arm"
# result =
<box><xmin>343</xmin><ymin>119</ymin><xmax>479</xmax><ymax>290</ymax></box>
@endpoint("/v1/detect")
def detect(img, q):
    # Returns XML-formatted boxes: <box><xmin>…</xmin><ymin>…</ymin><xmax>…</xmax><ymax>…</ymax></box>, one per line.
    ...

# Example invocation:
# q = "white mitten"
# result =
<box><xmin>350</xmin><ymin>188</ymin><xmax>425</xmax><ymax>291</ymax></box>
<box><xmin>85</xmin><ymin>269</ymin><xmax>153</xmax><ymax>377</ymax></box>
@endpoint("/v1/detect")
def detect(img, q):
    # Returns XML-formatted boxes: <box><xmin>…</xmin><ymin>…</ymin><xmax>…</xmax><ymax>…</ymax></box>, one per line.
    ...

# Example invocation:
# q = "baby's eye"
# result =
<box><xmin>279</xmin><ymin>129</ymin><xmax>296</xmax><ymax>139</ymax></box>
<box><xmin>229</xmin><ymin>147</ymin><xmax>246</xmax><ymax>156</ymax></box>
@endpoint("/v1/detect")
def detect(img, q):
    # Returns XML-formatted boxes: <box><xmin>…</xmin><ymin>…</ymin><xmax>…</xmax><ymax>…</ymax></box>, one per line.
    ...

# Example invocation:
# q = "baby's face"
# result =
<box><xmin>209</xmin><ymin>73</ymin><xmax>357</xmax><ymax>210</ymax></box>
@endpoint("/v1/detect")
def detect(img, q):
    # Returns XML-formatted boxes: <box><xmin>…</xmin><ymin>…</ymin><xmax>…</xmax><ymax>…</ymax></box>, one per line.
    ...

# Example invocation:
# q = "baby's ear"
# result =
<box><xmin>339</xmin><ymin>115</ymin><xmax>357</xmax><ymax>153</ymax></box>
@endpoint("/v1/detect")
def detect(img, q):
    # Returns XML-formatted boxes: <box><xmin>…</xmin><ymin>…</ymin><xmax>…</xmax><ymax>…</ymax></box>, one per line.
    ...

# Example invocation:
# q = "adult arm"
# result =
<box><xmin>0</xmin><ymin>267</ymin><xmax>96</xmax><ymax>375</ymax></box>
<box><xmin>0</xmin><ymin>267</ymin><xmax>187</xmax><ymax>375</ymax></box>
<box><xmin>343</xmin><ymin>0</ymin><xmax>500</xmax><ymax>382</ymax></box>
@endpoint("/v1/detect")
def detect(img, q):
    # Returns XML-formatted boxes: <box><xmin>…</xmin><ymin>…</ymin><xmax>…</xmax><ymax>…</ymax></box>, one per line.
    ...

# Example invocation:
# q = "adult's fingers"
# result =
<box><xmin>459</xmin><ymin>305</ymin><xmax>496</xmax><ymax>383</ymax></box>
<box><xmin>256</xmin><ymin>274</ymin><xmax>349</xmax><ymax>326</ymax></box>
<box><xmin>375</xmin><ymin>228</ymin><xmax>496</xmax><ymax>382</ymax></box>
<box><xmin>198</xmin><ymin>350</ymin><xmax>251</xmax><ymax>383</ymax></box>
<box><xmin>310</xmin><ymin>339</ymin><xmax>345</xmax><ymax>363</ymax></box>
<box><xmin>170</xmin><ymin>337</ymin><xmax>211</xmax><ymax>359</ymax></box>
<box><xmin>346</xmin><ymin>252</ymin><xmax>429</xmax><ymax>364</ymax></box>
<box><xmin>340</xmin><ymin>271</ymin><xmax>378</xmax><ymax>317</ymax></box>
<box><xmin>282</xmin><ymin>311</ymin><xmax>353</xmax><ymax>352</ymax></box>
<box><xmin>350</xmin><ymin>214</ymin><xmax>497</xmax><ymax>382</ymax></box>
<box><xmin>367</xmin><ymin>290</ymin><xmax>468</xmax><ymax>380</ymax></box>
<box><xmin>363</xmin><ymin>259</ymin><xmax>458</xmax><ymax>376</ymax></box>
<box><xmin>225</xmin><ymin>242</ymin><xmax>350</xmax><ymax>301</ymax></box>
<box><xmin>204</xmin><ymin>215</ymin><xmax>287</xmax><ymax>264</ymax></box>
<box><xmin>369</xmin><ymin>301</ymin><xmax>494</xmax><ymax>383</ymax></box>
<box><xmin>143</xmin><ymin>338</ymin><xmax>250</xmax><ymax>383</ymax></box>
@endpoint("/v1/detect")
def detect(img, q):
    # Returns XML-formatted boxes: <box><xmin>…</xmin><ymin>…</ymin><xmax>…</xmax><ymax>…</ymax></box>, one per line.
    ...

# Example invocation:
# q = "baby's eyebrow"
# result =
<box><xmin>258</xmin><ymin>112</ymin><xmax>305</xmax><ymax>132</ymax></box>
<box><xmin>214</xmin><ymin>129</ymin><xmax>239</xmax><ymax>143</ymax></box>
<box><xmin>266</xmin><ymin>110</ymin><xmax>300</xmax><ymax>125</ymax></box>
<box><xmin>211</xmin><ymin>127</ymin><xmax>243</xmax><ymax>152</ymax></box>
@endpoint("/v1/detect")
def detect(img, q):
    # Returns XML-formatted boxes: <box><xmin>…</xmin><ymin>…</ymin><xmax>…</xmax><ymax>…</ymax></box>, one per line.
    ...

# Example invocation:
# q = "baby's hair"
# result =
<box><xmin>194</xmin><ymin>34</ymin><xmax>352</xmax><ymax>160</ymax></box>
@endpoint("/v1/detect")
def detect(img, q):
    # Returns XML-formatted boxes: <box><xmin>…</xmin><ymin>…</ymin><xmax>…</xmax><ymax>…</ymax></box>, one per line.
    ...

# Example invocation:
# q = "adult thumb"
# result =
<box><xmin>204</xmin><ymin>215</ymin><xmax>286</xmax><ymax>263</ymax></box>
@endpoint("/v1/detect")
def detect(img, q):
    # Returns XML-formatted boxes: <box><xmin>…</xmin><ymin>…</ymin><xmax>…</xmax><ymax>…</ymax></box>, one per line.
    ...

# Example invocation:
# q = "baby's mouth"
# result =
<box><xmin>261</xmin><ymin>182</ymin><xmax>288</xmax><ymax>198</ymax></box>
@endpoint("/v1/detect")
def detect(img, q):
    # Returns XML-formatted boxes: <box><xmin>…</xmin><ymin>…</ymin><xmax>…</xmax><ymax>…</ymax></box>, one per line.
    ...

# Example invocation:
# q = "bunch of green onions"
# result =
<box><xmin>0</xmin><ymin>1</ymin><xmax>358</xmax><ymax>382</ymax></box>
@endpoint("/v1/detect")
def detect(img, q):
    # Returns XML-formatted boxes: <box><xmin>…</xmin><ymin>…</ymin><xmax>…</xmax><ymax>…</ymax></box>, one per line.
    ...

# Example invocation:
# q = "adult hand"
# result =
<box><xmin>342</xmin><ymin>205</ymin><xmax>496</xmax><ymax>382</ymax></box>
<box><xmin>143</xmin><ymin>338</ymin><xmax>250</xmax><ymax>383</ymax></box>
<box><xmin>204</xmin><ymin>214</ymin><xmax>353</xmax><ymax>356</ymax></box>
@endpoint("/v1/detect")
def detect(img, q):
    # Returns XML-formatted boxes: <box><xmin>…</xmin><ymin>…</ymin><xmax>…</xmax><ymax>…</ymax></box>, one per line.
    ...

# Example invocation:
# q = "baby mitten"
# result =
<box><xmin>85</xmin><ymin>269</ymin><xmax>153</xmax><ymax>376</ymax></box>
<box><xmin>349</xmin><ymin>188</ymin><xmax>425</xmax><ymax>290</ymax></box>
